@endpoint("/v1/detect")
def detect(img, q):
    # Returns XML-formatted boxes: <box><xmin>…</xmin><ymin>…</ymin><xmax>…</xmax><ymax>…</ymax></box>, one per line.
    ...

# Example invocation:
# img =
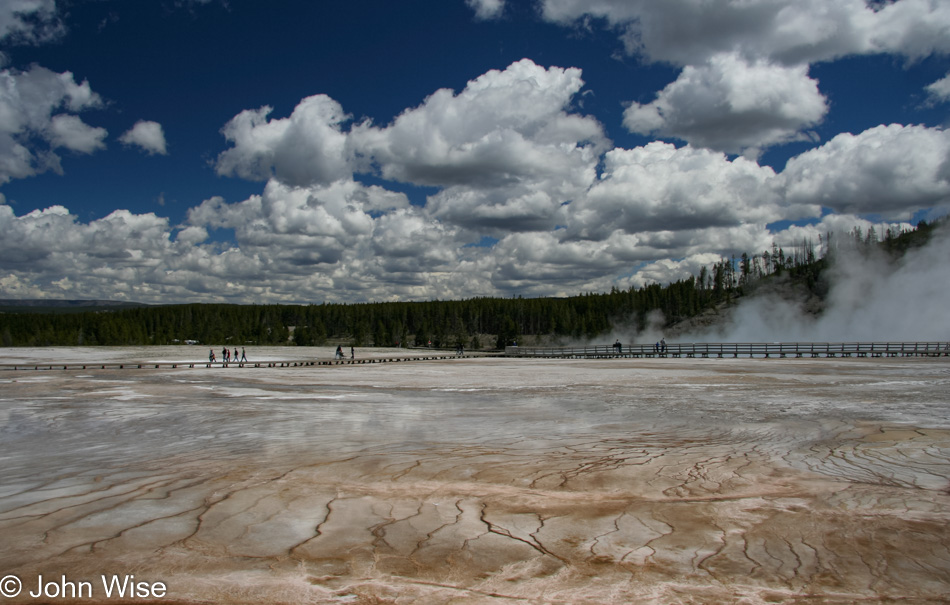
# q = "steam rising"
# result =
<box><xmin>694</xmin><ymin>226</ymin><xmax>950</xmax><ymax>343</ymax></box>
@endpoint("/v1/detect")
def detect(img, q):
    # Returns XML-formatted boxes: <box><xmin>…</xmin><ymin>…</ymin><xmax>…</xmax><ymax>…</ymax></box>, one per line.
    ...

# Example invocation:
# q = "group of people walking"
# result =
<box><xmin>207</xmin><ymin>345</ymin><xmax>362</xmax><ymax>365</ymax></box>
<box><xmin>613</xmin><ymin>338</ymin><xmax>666</xmax><ymax>353</ymax></box>
<box><xmin>209</xmin><ymin>347</ymin><xmax>247</xmax><ymax>364</ymax></box>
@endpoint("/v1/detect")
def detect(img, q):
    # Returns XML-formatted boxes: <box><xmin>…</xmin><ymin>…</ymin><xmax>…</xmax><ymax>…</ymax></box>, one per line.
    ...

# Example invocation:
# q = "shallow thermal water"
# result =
<box><xmin>0</xmin><ymin>347</ymin><xmax>948</xmax><ymax>604</ymax></box>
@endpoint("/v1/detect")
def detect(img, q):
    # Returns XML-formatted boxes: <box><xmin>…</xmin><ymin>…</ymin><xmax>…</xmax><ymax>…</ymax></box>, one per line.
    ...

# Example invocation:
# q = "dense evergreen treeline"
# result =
<box><xmin>0</xmin><ymin>285</ymin><xmax>708</xmax><ymax>349</ymax></box>
<box><xmin>0</xmin><ymin>221</ymin><xmax>939</xmax><ymax>348</ymax></box>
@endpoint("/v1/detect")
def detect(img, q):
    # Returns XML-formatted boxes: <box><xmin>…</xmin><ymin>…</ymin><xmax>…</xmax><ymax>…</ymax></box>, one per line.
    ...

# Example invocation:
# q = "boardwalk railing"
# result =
<box><xmin>505</xmin><ymin>342</ymin><xmax>950</xmax><ymax>359</ymax></box>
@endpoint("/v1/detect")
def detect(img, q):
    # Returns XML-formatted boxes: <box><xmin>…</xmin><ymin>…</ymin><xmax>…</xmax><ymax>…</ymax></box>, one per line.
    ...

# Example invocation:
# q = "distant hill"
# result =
<box><xmin>0</xmin><ymin>299</ymin><xmax>148</xmax><ymax>314</ymax></box>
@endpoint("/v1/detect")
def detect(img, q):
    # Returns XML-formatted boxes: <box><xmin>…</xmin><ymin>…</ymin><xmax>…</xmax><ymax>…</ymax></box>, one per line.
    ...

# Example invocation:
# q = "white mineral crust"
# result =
<box><xmin>1</xmin><ymin>347</ymin><xmax>948</xmax><ymax>603</ymax></box>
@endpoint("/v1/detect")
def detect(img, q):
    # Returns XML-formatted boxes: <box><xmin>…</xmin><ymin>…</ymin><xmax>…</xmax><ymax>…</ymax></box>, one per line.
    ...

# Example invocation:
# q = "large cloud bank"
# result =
<box><xmin>545</xmin><ymin>0</ymin><xmax>950</xmax><ymax>156</ymax></box>
<box><xmin>1</xmin><ymin>1</ymin><xmax>949</xmax><ymax>306</ymax></box>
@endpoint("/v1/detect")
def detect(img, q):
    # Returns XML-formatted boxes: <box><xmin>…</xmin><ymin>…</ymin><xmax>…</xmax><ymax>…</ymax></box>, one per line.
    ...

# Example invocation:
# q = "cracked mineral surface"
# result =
<box><xmin>1</xmin><ymin>347</ymin><xmax>949</xmax><ymax>603</ymax></box>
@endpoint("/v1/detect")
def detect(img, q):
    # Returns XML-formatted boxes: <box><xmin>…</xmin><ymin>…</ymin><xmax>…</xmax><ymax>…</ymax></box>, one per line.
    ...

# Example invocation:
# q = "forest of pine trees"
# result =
<box><xmin>0</xmin><ymin>221</ymin><xmax>940</xmax><ymax>349</ymax></box>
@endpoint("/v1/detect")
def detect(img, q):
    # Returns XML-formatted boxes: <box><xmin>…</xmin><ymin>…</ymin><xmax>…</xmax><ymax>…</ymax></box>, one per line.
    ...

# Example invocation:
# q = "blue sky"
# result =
<box><xmin>1</xmin><ymin>0</ymin><xmax>949</xmax><ymax>304</ymax></box>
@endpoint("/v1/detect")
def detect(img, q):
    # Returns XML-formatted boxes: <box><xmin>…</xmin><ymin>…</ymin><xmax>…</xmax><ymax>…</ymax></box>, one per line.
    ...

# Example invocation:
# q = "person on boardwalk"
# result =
<box><xmin>240</xmin><ymin>347</ymin><xmax>247</xmax><ymax>363</ymax></box>
<box><xmin>335</xmin><ymin>345</ymin><xmax>343</xmax><ymax>360</ymax></box>
<box><xmin>209</xmin><ymin>349</ymin><xmax>216</xmax><ymax>363</ymax></box>
<box><xmin>222</xmin><ymin>347</ymin><xmax>229</xmax><ymax>363</ymax></box>
<box><xmin>660</xmin><ymin>338</ymin><xmax>667</xmax><ymax>353</ymax></box>
<box><xmin>350</xmin><ymin>346</ymin><xmax>355</xmax><ymax>360</ymax></box>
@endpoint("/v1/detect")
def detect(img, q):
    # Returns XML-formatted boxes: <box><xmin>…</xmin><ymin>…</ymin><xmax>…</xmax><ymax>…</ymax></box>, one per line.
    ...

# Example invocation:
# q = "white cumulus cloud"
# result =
<box><xmin>48</xmin><ymin>114</ymin><xmax>107</xmax><ymax>153</ymax></box>
<box><xmin>540</xmin><ymin>0</ymin><xmax>950</xmax><ymax>66</ymax></box>
<box><xmin>350</xmin><ymin>59</ymin><xmax>608</xmax><ymax>189</ymax></box>
<box><xmin>186</xmin><ymin>178</ymin><xmax>414</xmax><ymax>282</ymax></box>
<box><xmin>782</xmin><ymin>124</ymin><xmax>950</xmax><ymax>218</ymax></box>
<box><xmin>566</xmin><ymin>142</ymin><xmax>806</xmax><ymax>240</ymax></box>
<box><xmin>212</xmin><ymin>59</ymin><xmax>607</xmax><ymax>236</ymax></box>
<box><xmin>0</xmin><ymin>0</ymin><xmax>63</xmax><ymax>44</ymax></box>
<box><xmin>623</xmin><ymin>53</ymin><xmax>827</xmax><ymax>156</ymax></box>
<box><xmin>120</xmin><ymin>120</ymin><xmax>168</xmax><ymax>155</ymax></box>
<box><xmin>542</xmin><ymin>0</ymin><xmax>950</xmax><ymax>156</ymax></box>
<box><xmin>0</xmin><ymin>64</ymin><xmax>105</xmax><ymax>183</ymax></box>
<box><xmin>466</xmin><ymin>0</ymin><xmax>505</xmax><ymax>20</ymax></box>
<box><xmin>349</xmin><ymin>59</ymin><xmax>606</xmax><ymax>234</ymax></box>
<box><xmin>926</xmin><ymin>73</ymin><xmax>950</xmax><ymax>104</ymax></box>
<box><xmin>426</xmin><ymin>185</ymin><xmax>568</xmax><ymax>234</ymax></box>
<box><xmin>215</xmin><ymin>94</ymin><xmax>353</xmax><ymax>187</ymax></box>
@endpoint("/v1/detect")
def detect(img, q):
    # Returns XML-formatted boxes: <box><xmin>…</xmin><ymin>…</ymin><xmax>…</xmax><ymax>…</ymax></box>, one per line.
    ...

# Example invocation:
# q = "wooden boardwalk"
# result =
<box><xmin>505</xmin><ymin>342</ymin><xmax>950</xmax><ymax>359</ymax></box>
<box><xmin>3</xmin><ymin>343</ymin><xmax>948</xmax><ymax>371</ymax></box>
<box><xmin>0</xmin><ymin>353</ymin><xmax>495</xmax><ymax>372</ymax></box>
